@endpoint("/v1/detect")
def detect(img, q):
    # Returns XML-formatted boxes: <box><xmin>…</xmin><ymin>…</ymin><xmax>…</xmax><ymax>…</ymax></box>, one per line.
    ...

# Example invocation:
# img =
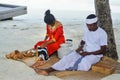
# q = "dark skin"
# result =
<box><xmin>34</xmin><ymin>22</ymin><xmax>107</xmax><ymax>75</ymax></box>
<box><xmin>87</xmin><ymin>22</ymin><xmax>98</xmax><ymax>31</ymax></box>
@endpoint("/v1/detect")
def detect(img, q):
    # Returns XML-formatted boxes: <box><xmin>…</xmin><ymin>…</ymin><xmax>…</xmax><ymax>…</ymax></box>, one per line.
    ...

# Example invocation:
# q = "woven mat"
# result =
<box><xmin>17</xmin><ymin>55</ymin><xmax>118</xmax><ymax>80</ymax></box>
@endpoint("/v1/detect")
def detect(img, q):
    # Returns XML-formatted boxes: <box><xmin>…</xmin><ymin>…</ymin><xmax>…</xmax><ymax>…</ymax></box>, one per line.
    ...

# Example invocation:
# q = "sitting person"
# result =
<box><xmin>31</xmin><ymin>10</ymin><xmax>65</xmax><ymax>68</ymax></box>
<box><xmin>34</xmin><ymin>14</ymin><xmax>108</xmax><ymax>75</ymax></box>
<box><xmin>6</xmin><ymin>10</ymin><xmax>65</xmax><ymax>68</ymax></box>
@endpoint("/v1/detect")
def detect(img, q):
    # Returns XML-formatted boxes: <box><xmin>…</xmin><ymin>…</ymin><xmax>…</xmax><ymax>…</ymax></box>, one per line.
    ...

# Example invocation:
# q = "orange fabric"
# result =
<box><xmin>34</xmin><ymin>21</ymin><xmax>65</xmax><ymax>56</ymax></box>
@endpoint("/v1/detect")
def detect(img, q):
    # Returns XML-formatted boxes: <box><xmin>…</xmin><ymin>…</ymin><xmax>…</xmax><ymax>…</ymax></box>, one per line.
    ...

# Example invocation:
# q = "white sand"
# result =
<box><xmin>0</xmin><ymin>16</ymin><xmax>120</xmax><ymax>80</ymax></box>
<box><xmin>0</xmin><ymin>20</ymin><xmax>62</xmax><ymax>80</ymax></box>
<box><xmin>101</xmin><ymin>74</ymin><xmax>120</xmax><ymax>80</ymax></box>
<box><xmin>0</xmin><ymin>57</ymin><xmax>61</xmax><ymax>80</ymax></box>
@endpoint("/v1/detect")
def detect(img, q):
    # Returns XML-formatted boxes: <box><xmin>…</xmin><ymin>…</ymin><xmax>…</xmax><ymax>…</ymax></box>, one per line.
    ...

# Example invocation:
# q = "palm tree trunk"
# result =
<box><xmin>94</xmin><ymin>0</ymin><xmax>118</xmax><ymax>60</ymax></box>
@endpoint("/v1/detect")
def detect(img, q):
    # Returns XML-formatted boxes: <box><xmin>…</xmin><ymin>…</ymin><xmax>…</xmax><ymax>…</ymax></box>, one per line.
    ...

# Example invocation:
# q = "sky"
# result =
<box><xmin>0</xmin><ymin>0</ymin><xmax>94</xmax><ymax>11</ymax></box>
<box><xmin>0</xmin><ymin>0</ymin><xmax>120</xmax><ymax>13</ymax></box>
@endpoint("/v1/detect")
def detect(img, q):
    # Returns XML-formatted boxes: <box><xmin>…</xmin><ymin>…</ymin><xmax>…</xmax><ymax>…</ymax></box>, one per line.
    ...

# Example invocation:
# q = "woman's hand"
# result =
<box><xmin>40</xmin><ymin>43</ymin><xmax>47</xmax><ymax>48</ymax></box>
<box><xmin>40</xmin><ymin>39</ymin><xmax>55</xmax><ymax>48</ymax></box>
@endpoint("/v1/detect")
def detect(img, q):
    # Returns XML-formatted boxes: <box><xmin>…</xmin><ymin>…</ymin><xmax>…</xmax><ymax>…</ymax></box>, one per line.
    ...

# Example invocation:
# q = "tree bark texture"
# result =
<box><xmin>95</xmin><ymin>0</ymin><xmax>118</xmax><ymax>60</ymax></box>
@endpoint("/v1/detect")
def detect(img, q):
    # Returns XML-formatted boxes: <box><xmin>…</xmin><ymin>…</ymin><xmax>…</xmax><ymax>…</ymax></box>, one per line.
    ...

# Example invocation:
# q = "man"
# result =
<box><xmin>34</xmin><ymin>14</ymin><xmax>108</xmax><ymax>75</ymax></box>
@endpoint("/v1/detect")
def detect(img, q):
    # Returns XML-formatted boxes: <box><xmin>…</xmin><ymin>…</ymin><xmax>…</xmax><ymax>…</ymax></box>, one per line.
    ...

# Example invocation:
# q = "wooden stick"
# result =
<box><xmin>35</xmin><ymin>49</ymin><xmax>38</xmax><ymax>61</ymax></box>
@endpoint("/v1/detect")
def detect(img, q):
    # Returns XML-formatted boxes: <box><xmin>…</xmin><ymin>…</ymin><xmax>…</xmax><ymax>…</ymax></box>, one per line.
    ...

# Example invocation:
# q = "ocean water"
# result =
<box><xmin>51</xmin><ymin>10</ymin><xmax>120</xmax><ymax>28</ymax></box>
<box><xmin>0</xmin><ymin>0</ymin><xmax>120</xmax><ymax>54</ymax></box>
<box><xmin>14</xmin><ymin>10</ymin><xmax>120</xmax><ymax>29</ymax></box>
<box><xmin>0</xmin><ymin>0</ymin><xmax>120</xmax><ymax>27</ymax></box>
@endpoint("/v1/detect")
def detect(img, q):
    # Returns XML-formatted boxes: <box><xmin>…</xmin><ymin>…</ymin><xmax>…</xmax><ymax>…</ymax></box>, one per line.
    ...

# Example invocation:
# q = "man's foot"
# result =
<box><xmin>34</xmin><ymin>68</ymin><xmax>49</xmax><ymax>76</ymax></box>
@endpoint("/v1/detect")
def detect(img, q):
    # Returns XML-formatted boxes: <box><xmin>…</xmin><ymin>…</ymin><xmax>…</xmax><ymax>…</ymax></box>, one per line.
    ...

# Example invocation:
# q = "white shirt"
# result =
<box><xmin>83</xmin><ymin>26</ymin><xmax>107</xmax><ymax>56</ymax></box>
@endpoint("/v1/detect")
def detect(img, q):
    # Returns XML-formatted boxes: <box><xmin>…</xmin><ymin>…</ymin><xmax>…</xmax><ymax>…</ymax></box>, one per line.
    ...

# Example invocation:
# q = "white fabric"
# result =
<box><xmin>86</xmin><ymin>17</ymin><xmax>98</xmax><ymax>24</ymax></box>
<box><xmin>83</xmin><ymin>27</ymin><xmax>107</xmax><ymax>57</ymax></box>
<box><xmin>52</xmin><ymin>51</ymin><xmax>101</xmax><ymax>71</ymax></box>
<box><xmin>52</xmin><ymin>26</ymin><xmax>107</xmax><ymax>71</ymax></box>
<box><xmin>38</xmin><ymin>48</ymin><xmax>47</xmax><ymax>55</ymax></box>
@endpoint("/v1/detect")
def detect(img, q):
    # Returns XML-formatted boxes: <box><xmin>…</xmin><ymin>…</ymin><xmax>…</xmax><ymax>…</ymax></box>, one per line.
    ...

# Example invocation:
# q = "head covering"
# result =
<box><xmin>44</xmin><ymin>10</ymin><xmax>55</xmax><ymax>25</ymax></box>
<box><xmin>85</xmin><ymin>14</ymin><xmax>98</xmax><ymax>24</ymax></box>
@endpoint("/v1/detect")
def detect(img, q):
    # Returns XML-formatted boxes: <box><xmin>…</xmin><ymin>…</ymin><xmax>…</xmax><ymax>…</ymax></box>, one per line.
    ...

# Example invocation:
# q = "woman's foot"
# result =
<box><xmin>31</xmin><ymin>59</ymin><xmax>47</xmax><ymax>68</ymax></box>
<box><xmin>34</xmin><ymin>68</ymin><xmax>49</xmax><ymax>76</ymax></box>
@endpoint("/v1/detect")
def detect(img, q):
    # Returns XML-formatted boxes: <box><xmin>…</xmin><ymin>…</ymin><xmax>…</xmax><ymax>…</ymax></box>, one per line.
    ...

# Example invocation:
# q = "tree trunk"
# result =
<box><xmin>94</xmin><ymin>0</ymin><xmax>118</xmax><ymax>60</ymax></box>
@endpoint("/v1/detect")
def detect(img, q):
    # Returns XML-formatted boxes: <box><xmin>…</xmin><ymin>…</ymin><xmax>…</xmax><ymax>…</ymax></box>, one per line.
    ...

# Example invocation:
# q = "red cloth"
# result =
<box><xmin>34</xmin><ymin>24</ymin><xmax>65</xmax><ymax>56</ymax></box>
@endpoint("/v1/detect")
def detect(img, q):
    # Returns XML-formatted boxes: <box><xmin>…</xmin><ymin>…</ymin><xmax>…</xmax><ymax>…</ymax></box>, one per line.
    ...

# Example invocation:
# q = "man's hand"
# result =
<box><xmin>75</xmin><ymin>47</ymin><xmax>83</xmax><ymax>53</ymax></box>
<box><xmin>80</xmin><ymin>40</ymin><xmax>85</xmax><ymax>46</ymax></box>
<box><xmin>80</xmin><ymin>51</ymin><xmax>90</xmax><ymax>56</ymax></box>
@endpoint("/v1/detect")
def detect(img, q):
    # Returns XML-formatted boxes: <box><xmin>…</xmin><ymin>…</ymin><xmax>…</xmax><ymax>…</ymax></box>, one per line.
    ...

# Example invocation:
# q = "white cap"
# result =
<box><xmin>86</xmin><ymin>17</ymin><xmax>98</xmax><ymax>24</ymax></box>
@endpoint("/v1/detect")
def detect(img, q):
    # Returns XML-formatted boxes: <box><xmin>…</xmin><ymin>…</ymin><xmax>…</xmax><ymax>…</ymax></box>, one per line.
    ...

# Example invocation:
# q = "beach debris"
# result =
<box><xmin>5</xmin><ymin>50</ymin><xmax>24</xmax><ymax>60</ymax></box>
<box><xmin>5</xmin><ymin>50</ymin><xmax>34</xmax><ymax>60</ymax></box>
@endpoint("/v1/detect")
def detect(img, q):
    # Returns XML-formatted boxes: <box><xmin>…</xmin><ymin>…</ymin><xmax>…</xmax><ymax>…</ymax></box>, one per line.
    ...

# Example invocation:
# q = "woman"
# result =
<box><xmin>32</xmin><ymin>10</ymin><xmax>65</xmax><ymax>68</ymax></box>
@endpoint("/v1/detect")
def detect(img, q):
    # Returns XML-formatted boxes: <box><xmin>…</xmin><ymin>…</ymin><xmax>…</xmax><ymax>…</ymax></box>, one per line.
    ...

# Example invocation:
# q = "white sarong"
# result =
<box><xmin>52</xmin><ymin>51</ymin><xmax>101</xmax><ymax>71</ymax></box>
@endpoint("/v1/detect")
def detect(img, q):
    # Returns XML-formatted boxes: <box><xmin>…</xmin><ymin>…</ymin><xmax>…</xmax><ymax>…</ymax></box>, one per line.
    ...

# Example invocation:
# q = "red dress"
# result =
<box><xmin>34</xmin><ymin>21</ymin><xmax>65</xmax><ymax>56</ymax></box>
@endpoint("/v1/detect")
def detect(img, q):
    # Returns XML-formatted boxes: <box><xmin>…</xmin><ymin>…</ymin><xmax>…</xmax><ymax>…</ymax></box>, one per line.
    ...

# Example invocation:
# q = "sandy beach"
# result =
<box><xmin>0</xmin><ymin>0</ymin><xmax>120</xmax><ymax>80</ymax></box>
<box><xmin>0</xmin><ymin>14</ymin><xmax>120</xmax><ymax>80</ymax></box>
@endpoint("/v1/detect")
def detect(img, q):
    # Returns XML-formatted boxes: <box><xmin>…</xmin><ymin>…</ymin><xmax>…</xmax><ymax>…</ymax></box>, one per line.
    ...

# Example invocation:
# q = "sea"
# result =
<box><xmin>0</xmin><ymin>0</ymin><xmax>120</xmax><ymax>28</ymax></box>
